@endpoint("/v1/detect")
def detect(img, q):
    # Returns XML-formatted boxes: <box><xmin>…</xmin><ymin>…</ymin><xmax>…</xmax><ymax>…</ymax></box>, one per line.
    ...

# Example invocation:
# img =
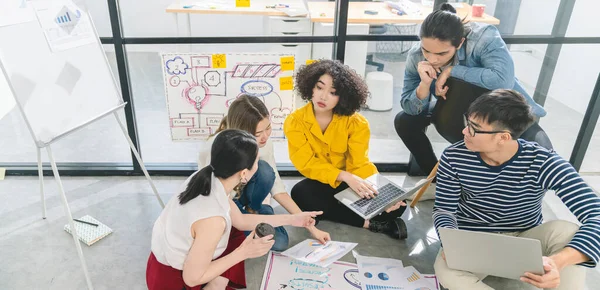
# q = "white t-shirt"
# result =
<box><xmin>150</xmin><ymin>172</ymin><xmax>232</xmax><ymax>270</ymax></box>
<box><xmin>198</xmin><ymin>133</ymin><xmax>286</xmax><ymax>196</ymax></box>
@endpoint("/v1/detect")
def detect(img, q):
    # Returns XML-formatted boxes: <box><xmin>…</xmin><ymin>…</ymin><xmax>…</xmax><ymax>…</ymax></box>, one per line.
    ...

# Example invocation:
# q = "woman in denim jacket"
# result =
<box><xmin>394</xmin><ymin>4</ymin><xmax>552</xmax><ymax>195</ymax></box>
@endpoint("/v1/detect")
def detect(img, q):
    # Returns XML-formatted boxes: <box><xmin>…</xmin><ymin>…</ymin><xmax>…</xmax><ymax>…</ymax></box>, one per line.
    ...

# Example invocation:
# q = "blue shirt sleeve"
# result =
<box><xmin>401</xmin><ymin>50</ymin><xmax>432</xmax><ymax>115</ymax></box>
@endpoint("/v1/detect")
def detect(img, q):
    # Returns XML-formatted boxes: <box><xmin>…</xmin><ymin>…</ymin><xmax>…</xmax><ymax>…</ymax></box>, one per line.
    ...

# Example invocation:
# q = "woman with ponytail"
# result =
<box><xmin>394</xmin><ymin>3</ymin><xmax>552</xmax><ymax>199</ymax></box>
<box><xmin>199</xmin><ymin>95</ymin><xmax>332</xmax><ymax>251</ymax></box>
<box><xmin>147</xmin><ymin>129</ymin><xmax>321</xmax><ymax>290</ymax></box>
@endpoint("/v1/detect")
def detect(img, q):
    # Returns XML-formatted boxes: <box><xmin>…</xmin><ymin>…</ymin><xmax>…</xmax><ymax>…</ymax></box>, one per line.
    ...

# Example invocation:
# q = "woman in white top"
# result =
<box><xmin>147</xmin><ymin>129</ymin><xmax>321</xmax><ymax>290</ymax></box>
<box><xmin>199</xmin><ymin>95</ymin><xmax>331</xmax><ymax>251</ymax></box>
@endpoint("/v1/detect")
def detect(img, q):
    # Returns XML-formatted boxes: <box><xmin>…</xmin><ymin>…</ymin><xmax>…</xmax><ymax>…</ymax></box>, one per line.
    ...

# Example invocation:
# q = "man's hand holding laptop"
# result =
<box><xmin>522</xmin><ymin>248</ymin><xmax>590</xmax><ymax>289</ymax></box>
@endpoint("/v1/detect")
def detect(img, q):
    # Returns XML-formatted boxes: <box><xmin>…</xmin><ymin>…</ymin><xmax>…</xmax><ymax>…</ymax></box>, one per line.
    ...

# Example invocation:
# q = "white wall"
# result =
<box><xmin>549</xmin><ymin>0</ymin><xmax>600</xmax><ymax>114</ymax></box>
<box><xmin>512</xmin><ymin>0</ymin><xmax>560</xmax><ymax>58</ymax></box>
<box><xmin>512</xmin><ymin>0</ymin><xmax>599</xmax><ymax>115</ymax></box>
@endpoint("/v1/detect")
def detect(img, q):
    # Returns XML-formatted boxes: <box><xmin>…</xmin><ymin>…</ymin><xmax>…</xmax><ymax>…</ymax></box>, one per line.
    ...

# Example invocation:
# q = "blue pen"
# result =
<box><xmin>183</xmin><ymin>5</ymin><xmax>195</xmax><ymax>9</ymax></box>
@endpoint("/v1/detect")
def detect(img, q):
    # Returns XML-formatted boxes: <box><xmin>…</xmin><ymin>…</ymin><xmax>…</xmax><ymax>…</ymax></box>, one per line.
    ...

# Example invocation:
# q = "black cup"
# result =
<box><xmin>255</xmin><ymin>223</ymin><xmax>276</xmax><ymax>241</ymax></box>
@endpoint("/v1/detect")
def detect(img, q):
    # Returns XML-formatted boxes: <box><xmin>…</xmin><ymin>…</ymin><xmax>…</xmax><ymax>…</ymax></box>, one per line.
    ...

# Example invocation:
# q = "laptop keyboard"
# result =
<box><xmin>349</xmin><ymin>183</ymin><xmax>406</xmax><ymax>216</ymax></box>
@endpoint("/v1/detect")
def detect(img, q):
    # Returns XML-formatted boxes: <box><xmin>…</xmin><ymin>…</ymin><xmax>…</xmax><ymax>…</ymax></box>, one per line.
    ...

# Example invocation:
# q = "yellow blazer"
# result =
<box><xmin>284</xmin><ymin>103</ymin><xmax>378</xmax><ymax>188</ymax></box>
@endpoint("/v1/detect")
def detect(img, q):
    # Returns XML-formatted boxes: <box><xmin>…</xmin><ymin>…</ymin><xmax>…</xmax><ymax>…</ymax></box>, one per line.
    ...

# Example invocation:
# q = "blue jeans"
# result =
<box><xmin>234</xmin><ymin>160</ymin><xmax>289</xmax><ymax>251</ymax></box>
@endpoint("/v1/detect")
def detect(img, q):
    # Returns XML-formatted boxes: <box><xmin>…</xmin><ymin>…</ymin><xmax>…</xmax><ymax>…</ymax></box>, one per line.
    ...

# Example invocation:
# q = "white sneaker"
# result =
<box><xmin>407</xmin><ymin>179</ymin><xmax>436</xmax><ymax>201</ymax></box>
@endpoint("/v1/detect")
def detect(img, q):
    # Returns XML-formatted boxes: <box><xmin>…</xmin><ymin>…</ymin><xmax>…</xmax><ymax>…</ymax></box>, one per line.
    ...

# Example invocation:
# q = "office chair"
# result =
<box><xmin>409</xmin><ymin>77</ymin><xmax>490</xmax><ymax>207</ymax></box>
<box><xmin>409</xmin><ymin>78</ymin><xmax>554</xmax><ymax>207</ymax></box>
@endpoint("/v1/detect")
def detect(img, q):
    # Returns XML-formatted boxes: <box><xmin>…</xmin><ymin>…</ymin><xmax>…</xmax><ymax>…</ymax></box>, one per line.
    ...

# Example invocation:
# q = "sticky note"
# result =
<box><xmin>0</xmin><ymin>168</ymin><xmax>5</xmax><ymax>180</ymax></box>
<box><xmin>280</xmin><ymin>56</ymin><xmax>295</xmax><ymax>71</ymax></box>
<box><xmin>212</xmin><ymin>54</ymin><xmax>226</xmax><ymax>68</ymax></box>
<box><xmin>306</xmin><ymin>59</ymin><xmax>317</xmax><ymax>65</ymax></box>
<box><xmin>236</xmin><ymin>0</ymin><xmax>250</xmax><ymax>7</ymax></box>
<box><xmin>280</xmin><ymin>76</ymin><xmax>293</xmax><ymax>91</ymax></box>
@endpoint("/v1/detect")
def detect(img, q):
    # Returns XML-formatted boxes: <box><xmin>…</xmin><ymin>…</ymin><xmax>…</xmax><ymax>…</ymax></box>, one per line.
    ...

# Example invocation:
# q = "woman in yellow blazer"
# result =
<box><xmin>284</xmin><ymin>60</ymin><xmax>407</xmax><ymax>239</ymax></box>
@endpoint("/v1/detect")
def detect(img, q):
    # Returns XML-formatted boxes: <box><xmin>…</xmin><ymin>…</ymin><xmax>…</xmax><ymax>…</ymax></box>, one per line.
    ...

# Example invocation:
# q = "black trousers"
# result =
<box><xmin>290</xmin><ymin>179</ymin><xmax>365</xmax><ymax>228</ymax></box>
<box><xmin>394</xmin><ymin>112</ymin><xmax>554</xmax><ymax>175</ymax></box>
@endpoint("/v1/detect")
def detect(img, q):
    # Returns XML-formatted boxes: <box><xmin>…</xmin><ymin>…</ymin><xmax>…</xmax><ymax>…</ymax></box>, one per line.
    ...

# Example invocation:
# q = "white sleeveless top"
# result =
<box><xmin>150</xmin><ymin>172</ymin><xmax>232</xmax><ymax>270</ymax></box>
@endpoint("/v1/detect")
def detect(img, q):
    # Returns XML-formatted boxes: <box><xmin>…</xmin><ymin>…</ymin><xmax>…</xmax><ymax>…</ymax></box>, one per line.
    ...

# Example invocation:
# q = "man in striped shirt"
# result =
<box><xmin>433</xmin><ymin>90</ymin><xmax>600</xmax><ymax>290</ymax></box>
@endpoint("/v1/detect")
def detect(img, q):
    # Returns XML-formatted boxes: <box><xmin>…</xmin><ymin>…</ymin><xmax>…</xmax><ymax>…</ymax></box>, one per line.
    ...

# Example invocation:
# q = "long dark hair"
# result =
<box><xmin>215</xmin><ymin>94</ymin><xmax>269</xmax><ymax>135</ymax></box>
<box><xmin>420</xmin><ymin>3</ymin><xmax>469</xmax><ymax>47</ymax></box>
<box><xmin>179</xmin><ymin>129</ymin><xmax>258</xmax><ymax>204</ymax></box>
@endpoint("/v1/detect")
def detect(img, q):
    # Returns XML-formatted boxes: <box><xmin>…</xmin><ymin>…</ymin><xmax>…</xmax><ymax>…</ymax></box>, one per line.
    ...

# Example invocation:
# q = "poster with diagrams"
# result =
<box><xmin>260</xmin><ymin>252</ymin><xmax>362</xmax><ymax>290</ymax></box>
<box><xmin>161</xmin><ymin>53</ymin><xmax>296</xmax><ymax>141</ymax></box>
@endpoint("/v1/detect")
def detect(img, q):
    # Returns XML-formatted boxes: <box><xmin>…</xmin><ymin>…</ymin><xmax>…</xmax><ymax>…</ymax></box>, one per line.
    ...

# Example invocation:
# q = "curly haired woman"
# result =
<box><xmin>283</xmin><ymin>59</ymin><xmax>408</xmax><ymax>240</ymax></box>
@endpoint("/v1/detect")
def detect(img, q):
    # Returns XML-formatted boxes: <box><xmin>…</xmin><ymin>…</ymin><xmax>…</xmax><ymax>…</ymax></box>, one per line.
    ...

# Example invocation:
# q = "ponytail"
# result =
<box><xmin>179</xmin><ymin>165</ymin><xmax>213</xmax><ymax>204</ymax></box>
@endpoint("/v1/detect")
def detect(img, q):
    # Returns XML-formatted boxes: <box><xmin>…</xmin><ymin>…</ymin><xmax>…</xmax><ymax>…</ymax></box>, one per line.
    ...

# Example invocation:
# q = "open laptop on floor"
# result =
<box><xmin>334</xmin><ymin>174</ymin><xmax>433</xmax><ymax>220</ymax></box>
<box><xmin>438</xmin><ymin>227</ymin><xmax>544</xmax><ymax>280</ymax></box>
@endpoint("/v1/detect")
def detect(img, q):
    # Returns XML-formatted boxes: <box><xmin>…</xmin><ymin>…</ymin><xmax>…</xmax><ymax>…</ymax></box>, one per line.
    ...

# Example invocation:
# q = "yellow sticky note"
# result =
<box><xmin>280</xmin><ymin>76</ymin><xmax>293</xmax><ymax>91</ymax></box>
<box><xmin>212</xmin><ymin>54</ymin><xmax>226</xmax><ymax>68</ymax></box>
<box><xmin>236</xmin><ymin>0</ymin><xmax>250</xmax><ymax>7</ymax></box>
<box><xmin>0</xmin><ymin>168</ymin><xmax>5</xmax><ymax>180</ymax></box>
<box><xmin>306</xmin><ymin>59</ymin><xmax>317</xmax><ymax>65</ymax></box>
<box><xmin>280</xmin><ymin>56</ymin><xmax>295</xmax><ymax>71</ymax></box>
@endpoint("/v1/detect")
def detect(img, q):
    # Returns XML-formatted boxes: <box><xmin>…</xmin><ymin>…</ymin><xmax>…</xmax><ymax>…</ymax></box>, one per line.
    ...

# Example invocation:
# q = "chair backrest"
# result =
<box><xmin>431</xmin><ymin>77</ymin><xmax>490</xmax><ymax>143</ymax></box>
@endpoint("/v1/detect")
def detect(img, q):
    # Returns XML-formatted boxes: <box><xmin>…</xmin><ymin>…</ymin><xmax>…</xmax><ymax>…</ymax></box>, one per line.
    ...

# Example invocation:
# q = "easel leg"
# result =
<box><xmin>113</xmin><ymin>112</ymin><xmax>165</xmax><ymax>208</ymax></box>
<box><xmin>46</xmin><ymin>146</ymin><xmax>94</xmax><ymax>290</ymax></box>
<box><xmin>37</xmin><ymin>147</ymin><xmax>46</xmax><ymax>219</ymax></box>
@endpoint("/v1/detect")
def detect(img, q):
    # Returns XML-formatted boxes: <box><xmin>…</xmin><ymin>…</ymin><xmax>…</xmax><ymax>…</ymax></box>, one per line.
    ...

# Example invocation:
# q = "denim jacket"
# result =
<box><xmin>401</xmin><ymin>22</ymin><xmax>546</xmax><ymax>118</ymax></box>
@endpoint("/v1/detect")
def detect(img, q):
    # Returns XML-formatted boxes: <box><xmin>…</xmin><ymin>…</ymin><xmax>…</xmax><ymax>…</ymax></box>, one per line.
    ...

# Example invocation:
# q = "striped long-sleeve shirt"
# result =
<box><xmin>433</xmin><ymin>139</ymin><xmax>600</xmax><ymax>267</ymax></box>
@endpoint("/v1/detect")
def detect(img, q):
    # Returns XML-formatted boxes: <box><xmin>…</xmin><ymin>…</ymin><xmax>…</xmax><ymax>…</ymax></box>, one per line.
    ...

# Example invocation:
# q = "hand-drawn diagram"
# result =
<box><xmin>161</xmin><ymin>53</ymin><xmax>295</xmax><ymax>141</ymax></box>
<box><xmin>261</xmin><ymin>252</ymin><xmax>360</xmax><ymax>290</ymax></box>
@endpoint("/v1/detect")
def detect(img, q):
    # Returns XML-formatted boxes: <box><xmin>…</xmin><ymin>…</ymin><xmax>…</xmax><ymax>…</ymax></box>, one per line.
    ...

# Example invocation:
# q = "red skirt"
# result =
<box><xmin>146</xmin><ymin>228</ymin><xmax>246</xmax><ymax>290</ymax></box>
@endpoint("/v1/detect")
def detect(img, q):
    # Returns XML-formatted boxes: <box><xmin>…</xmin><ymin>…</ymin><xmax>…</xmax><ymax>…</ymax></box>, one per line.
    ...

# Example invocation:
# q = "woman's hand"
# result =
<box><xmin>344</xmin><ymin>173</ymin><xmax>378</xmax><ymax>199</ymax></box>
<box><xmin>385</xmin><ymin>200</ymin><xmax>406</xmax><ymax>213</ymax></box>
<box><xmin>308</xmin><ymin>227</ymin><xmax>331</xmax><ymax>244</ymax></box>
<box><xmin>417</xmin><ymin>61</ymin><xmax>439</xmax><ymax>84</ymax></box>
<box><xmin>236</xmin><ymin>230</ymin><xmax>274</xmax><ymax>259</ymax></box>
<box><xmin>289</xmin><ymin>211</ymin><xmax>323</xmax><ymax>227</ymax></box>
<box><xmin>435</xmin><ymin>66</ymin><xmax>453</xmax><ymax>99</ymax></box>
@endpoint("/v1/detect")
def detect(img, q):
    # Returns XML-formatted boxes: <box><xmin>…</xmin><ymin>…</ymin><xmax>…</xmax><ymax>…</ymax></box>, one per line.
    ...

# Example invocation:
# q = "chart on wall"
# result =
<box><xmin>161</xmin><ymin>53</ymin><xmax>296</xmax><ymax>141</ymax></box>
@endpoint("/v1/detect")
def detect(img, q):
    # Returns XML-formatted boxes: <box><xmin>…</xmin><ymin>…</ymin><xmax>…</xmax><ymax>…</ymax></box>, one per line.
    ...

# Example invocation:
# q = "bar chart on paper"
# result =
<box><xmin>55</xmin><ymin>10</ymin><xmax>81</xmax><ymax>24</ymax></box>
<box><xmin>365</xmin><ymin>285</ymin><xmax>402</xmax><ymax>290</ymax></box>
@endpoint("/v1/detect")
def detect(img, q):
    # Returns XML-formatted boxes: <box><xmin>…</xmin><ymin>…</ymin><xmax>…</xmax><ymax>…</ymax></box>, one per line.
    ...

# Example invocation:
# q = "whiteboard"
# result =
<box><xmin>0</xmin><ymin>1</ymin><xmax>124</xmax><ymax>146</ymax></box>
<box><xmin>161</xmin><ymin>53</ymin><xmax>296</xmax><ymax>141</ymax></box>
<box><xmin>0</xmin><ymin>74</ymin><xmax>15</xmax><ymax>120</ymax></box>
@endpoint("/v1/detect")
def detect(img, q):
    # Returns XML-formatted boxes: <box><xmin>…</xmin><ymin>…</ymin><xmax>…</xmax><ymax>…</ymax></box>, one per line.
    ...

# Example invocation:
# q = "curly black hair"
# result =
<box><xmin>295</xmin><ymin>59</ymin><xmax>369</xmax><ymax>116</ymax></box>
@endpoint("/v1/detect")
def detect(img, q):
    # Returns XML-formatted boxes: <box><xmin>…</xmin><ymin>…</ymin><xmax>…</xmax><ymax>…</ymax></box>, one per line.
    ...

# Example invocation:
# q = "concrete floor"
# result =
<box><xmin>1</xmin><ymin>174</ymin><xmax>600</xmax><ymax>289</ymax></box>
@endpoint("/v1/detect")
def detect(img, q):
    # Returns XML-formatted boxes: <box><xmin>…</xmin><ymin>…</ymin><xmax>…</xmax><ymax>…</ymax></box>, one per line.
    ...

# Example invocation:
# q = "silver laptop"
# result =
<box><xmin>334</xmin><ymin>174</ymin><xmax>433</xmax><ymax>220</ymax></box>
<box><xmin>438</xmin><ymin>228</ymin><xmax>544</xmax><ymax>280</ymax></box>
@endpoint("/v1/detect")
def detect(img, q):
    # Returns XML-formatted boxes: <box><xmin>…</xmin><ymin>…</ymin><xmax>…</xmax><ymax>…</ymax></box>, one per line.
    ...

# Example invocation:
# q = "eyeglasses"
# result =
<box><xmin>463</xmin><ymin>114</ymin><xmax>511</xmax><ymax>137</ymax></box>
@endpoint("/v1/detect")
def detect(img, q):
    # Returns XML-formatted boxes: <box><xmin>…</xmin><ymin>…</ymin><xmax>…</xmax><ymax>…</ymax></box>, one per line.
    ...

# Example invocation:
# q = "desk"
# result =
<box><xmin>165</xmin><ymin>1</ymin><xmax>499</xmax><ymax>77</ymax></box>
<box><xmin>167</xmin><ymin>1</ymin><xmax>500</xmax><ymax>25</ymax></box>
<box><xmin>307</xmin><ymin>2</ymin><xmax>500</xmax><ymax>25</ymax></box>
<box><xmin>165</xmin><ymin>0</ymin><xmax>307</xmax><ymax>17</ymax></box>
